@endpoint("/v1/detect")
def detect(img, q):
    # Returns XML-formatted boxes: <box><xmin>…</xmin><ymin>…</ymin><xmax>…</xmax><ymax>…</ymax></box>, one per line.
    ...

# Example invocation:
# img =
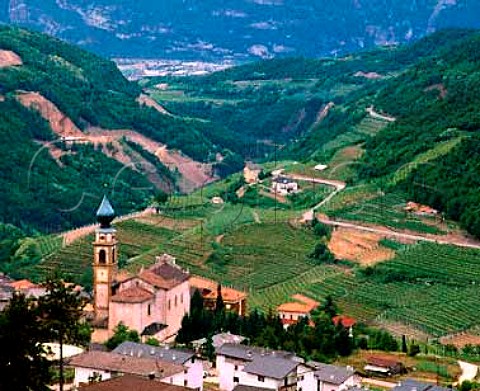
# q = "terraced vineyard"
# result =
<box><xmin>321</xmin><ymin>189</ymin><xmax>445</xmax><ymax>234</ymax></box>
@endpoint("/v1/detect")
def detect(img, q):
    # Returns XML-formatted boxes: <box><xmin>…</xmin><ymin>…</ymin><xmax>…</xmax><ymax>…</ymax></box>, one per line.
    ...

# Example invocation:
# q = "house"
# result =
<box><xmin>113</xmin><ymin>341</ymin><xmax>203</xmax><ymax>390</ymax></box>
<box><xmin>68</xmin><ymin>350</ymin><xmax>187</xmax><ymax>388</ymax></box>
<box><xmin>271</xmin><ymin>177</ymin><xmax>298</xmax><ymax>195</ymax></box>
<box><xmin>216</xmin><ymin>343</ymin><xmax>314</xmax><ymax>391</ymax></box>
<box><xmin>392</xmin><ymin>379</ymin><xmax>454</xmax><ymax>391</ymax></box>
<box><xmin>363</xmin><ymin>356</ymin><xmax>405</xmax><ymax>377</ymax></box>
<box><xmin>314</xmin><ymin>164</ymin><xmax>328</xmax><ymax>171</ymax></box>
<box><xmin>91</xmin><ymin>196</ymin><xmax>190</xmax><ymax>342</ymax></box>
<box><xmin>244</xmin><ymin>162</ymin><xmax>262</xmax><ymax>184</ymax></box>
<box><xmin>309</xmin><ymin>362</ymin><xmax>358</xmax><ymax>391</ymax></box>
<box><xmin>212</xmin><ymin>197</ymin><xmax>225</xmax><ymax>205</ymax></box>
<box><xmin>404</xmin><ymin>202</ymin><xmax>438</xmax><ymax>216</ymax></box>
<box><xmin>192</xmin><ymin>332</ymin><xmax>247</xmax><ymax>351</ymax></box>
<box><xmin>332</xmin><ymin>316</ymin><xmax>356</xmax><ymax>336</ymax></box>
<box><xmin>9</xmin><ymin>278</ymin><xmax>46</xmax><ymax>298</ymax></box>
<box><xmin>190</xmin><ymin>276</ymin><xmax>247</xmax><ymax>316</ymax></box>
<box><xmin>277</xmin><ymin>294</ymin><xmax>319</xmax><ymax>327</ymax></box>
<box><xmin>77</xmin><ymin>375</ymin><xmax>193</xmax><ymax>391</ymax></box>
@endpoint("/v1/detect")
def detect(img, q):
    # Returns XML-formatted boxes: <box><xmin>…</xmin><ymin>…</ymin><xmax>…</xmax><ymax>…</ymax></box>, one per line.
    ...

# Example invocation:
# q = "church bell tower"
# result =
<box><xmin>93</xmin><ymin>195</ymin><xmax>118</xmax><ymax>321</ymax></box>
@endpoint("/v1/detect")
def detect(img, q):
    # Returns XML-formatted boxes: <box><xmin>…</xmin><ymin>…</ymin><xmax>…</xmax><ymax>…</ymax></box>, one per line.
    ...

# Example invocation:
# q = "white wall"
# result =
<box><xmin>298</xmin><ymin>364</ymin><xmax>316</xmax><ymax>391</ymax></box>
<box><xmin>73</xmin><ymin>367</ymin><xmax>111</xmax><ymax>387</ymax></box>
<box><xmin>217</xmin><ymin>355</ymin><xmax>246</xmax><ymax>391</ymax></box>
<box><xmin>185</xmin><ymin>357</ymin><xmax>204</xmax><ymax>390</ymax></box>
<box><xmin>239</xmin><ymin>370</ymin><xmax>280</xmax><ymax>390</ymax></box>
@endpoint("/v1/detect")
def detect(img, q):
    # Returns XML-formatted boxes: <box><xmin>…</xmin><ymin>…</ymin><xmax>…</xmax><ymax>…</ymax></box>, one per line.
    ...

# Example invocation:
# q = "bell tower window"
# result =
<box><xmin>99</xmin><ymin>249</ymin><xmax>106</xmax><ymax>264</ymax></box>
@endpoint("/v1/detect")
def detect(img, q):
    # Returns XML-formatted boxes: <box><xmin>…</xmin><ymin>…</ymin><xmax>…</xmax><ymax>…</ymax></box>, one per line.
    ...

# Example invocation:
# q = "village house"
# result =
<box><xmin>271</xmin><ymin>177</ymin><xmax>299</xmax><ymax>195</ymax></box>
<box><xmin>92</xmin><ymin>196</ymin><xmax>190</xmax><ymax>342</ymax></box>
<box><xmin>190</xmin><ymin>276</ymin><xmax>247</xmax><ymax>316</ymax></box>
<box><xmin>68</xmin><ymin>350</ymin><xmax>187</xmax><ymax>388</ymax></box>
<box><xmin>78</xmin><ymin>375</ymin><xmax>193</xmax><ymax>391</ymax></box>
<box><xmin>113</xmin><ymin>341</ymin><xmax>204</xmax><ymax>390</ymax></box>
<box><xmin>244</xmin><ymin>162</ymin><xmax>262</xmax><ymax>184</ymax></box>
<box><xmin>332</xmin><ymin>316</ymin><xmax>356</xmax><ymax>337</ymax></box>
<box><xmin>216</xmin><ymin>344</ymin><xmax>359</xmax><ymax>391</ymax></box>
<box><xmin>363</xmin><ymin>356</ymin><xmax>405</xmax><ymax>377</ymax></box>
<box><xmin>216</xmin><ymin>343</ymin><xmax>315</xmax><ymax>391</ymax></box>
<box><xmin>277</xmin><ymin>294</ymin><xmax>319</xmax><ymax>328</ymax></box>
<box><xmin>308</xmin><ymin>362</ymin><xmax>358</xmax><ymax>391</ymax></box>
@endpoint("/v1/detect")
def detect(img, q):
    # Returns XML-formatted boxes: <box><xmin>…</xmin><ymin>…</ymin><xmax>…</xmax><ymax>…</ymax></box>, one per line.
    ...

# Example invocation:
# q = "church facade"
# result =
<box><xmin>92</xmin><ymin>196</ymin><xmax>190</xmax><ymax>342</ymax></box>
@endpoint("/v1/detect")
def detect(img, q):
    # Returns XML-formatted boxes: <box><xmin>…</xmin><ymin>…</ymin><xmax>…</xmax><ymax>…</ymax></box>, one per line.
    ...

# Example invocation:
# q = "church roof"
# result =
<box><xmin>96</xmin><ymin>195</ymin><xmax>115</xmax><ymax>228</ymax></box>
<box><xmin>137</xmin><ymin>262</ymin><xmax>189</xmax><ymax>290</ymax></box>
<box><xmin>111</xmin><ymin>286</ymin><xmax>154</xmax><ymax>303</ymax></box>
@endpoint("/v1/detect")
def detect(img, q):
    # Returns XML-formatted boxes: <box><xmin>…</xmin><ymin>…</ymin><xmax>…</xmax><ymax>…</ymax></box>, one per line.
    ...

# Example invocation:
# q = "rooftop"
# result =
<box><xmin>78</xmin><ymin>375</ymin><xmax>191</xmax><ymax>391</ymax></box>
<box><xmin>113</xmin><ymin>342</ymin><xmax>194</xmax><ymax>365</ymax></box>
<box><xmin>314</xmin><ymin>363</ymin><xmax>354</xmax><ymax>385</ymax></box>
<box><xmin>9</xmin><ymin>279</ymin><xmax>38</xmax><ymax>290</ymax></box>
<box><xmin>111</xmin><ymin>286</ymin><xmax>154</xmax><ymax>303</ymax></box>
<box><xmin>68</xmin><ymin>351</ymin><xmax>184</xmax><ymax>378</ymax></box>
<box><xmin>243</xmin><ymin>355</ymin><xmax>299</xmax><ymax>379</ymax></box>
<box><xmin>277</xmin><ymin>294</ymin><xmax>319</xmax><ymax>314</ymax></box>
<box><xmin>96</xmin><ymin>195</ymin><xmax>115</xmax><ymax>228</ymax></box>
<box><xmin>332</xmin><ymin>315</ymin><xmax>357</xmax><ymax>328</ymax></box>
<box><xmin>393</xmin><ymin>379</ymin><xmax>443</xmax><ymax>391</ymax></box>
<box><xmin>136</xmin><ymin>257</ymin><xmax>189</xmax><ymax>290</ymax></box>
<box><xmin>190</xmin><ymin>276</ymin><xmax>246</xmax><ymax>302</ymax></box>
<box><xmin>216</xmin><ymin>343</ymin><xmax>294</xmax><ymax>362</ymax></box>
<box><xmin>233</xmin><ymin>386</ymin><xmax>273</xmax><ymax>391</ymax></box>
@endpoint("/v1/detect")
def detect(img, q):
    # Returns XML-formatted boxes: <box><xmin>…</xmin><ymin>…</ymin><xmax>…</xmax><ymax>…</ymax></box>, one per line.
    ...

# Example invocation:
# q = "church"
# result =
<box><xmin>92</xmin><ymin>196</ymin><xmax>190</xmax><ymax>342</ymax></box>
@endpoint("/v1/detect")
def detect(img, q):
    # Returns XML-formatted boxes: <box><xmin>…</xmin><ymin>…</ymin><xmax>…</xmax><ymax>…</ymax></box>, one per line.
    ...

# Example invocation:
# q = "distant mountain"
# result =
<box><xmin>3</xmin><ymin>0</ymin><xmax>480</xmax><ymax>60</ymax></box>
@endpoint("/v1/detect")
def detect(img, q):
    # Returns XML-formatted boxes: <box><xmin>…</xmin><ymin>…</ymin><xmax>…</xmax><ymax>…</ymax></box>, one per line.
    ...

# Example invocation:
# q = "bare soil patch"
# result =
<box><xmin>16</xmin><ymin>92</ymin><xmax>84</xmax><ymax>138</ymax></box>
<box><xmin>374</xmin><ymin>319</ymin><xmax>431</xmax><ymax>341</ymax></box>
<box><xmin>137</xmin><ymin>93</ymin><xmax>171</xmax><ymax>115</ymax></box>
<box><xmin>425</xmin><ymin>83</ymin><xmax>447</xmax><ymax>99</ymax></box>
<box><xmin>440</xmin><ymin>333</ymin><xmax>480</xmax><ymax>349</ymax></box>
<box><xmin>328</xmin><ymin>226</ymin><xmax>395</xmax><ymax>265</ymax></box>
<box><xmin>0</xmin><ymin>50</ymin><xmax>22</xmax><ymax>68</ymax></box>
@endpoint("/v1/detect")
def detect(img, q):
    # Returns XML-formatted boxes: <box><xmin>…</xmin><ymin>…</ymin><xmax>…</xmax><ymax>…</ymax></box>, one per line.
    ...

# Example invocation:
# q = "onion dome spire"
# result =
<box><xmin>96</xmin><ymin>195</ymin><xmax>115</xmax><ymax>228</ymax></box>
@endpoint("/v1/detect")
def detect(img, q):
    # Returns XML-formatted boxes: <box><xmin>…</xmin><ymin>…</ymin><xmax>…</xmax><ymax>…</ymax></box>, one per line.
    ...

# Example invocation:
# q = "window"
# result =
<box><xmin>99</xmin><ymin>249</ymin><xmax>106</xmax><ymax>264</ymax></box>
<box><xmin>168</xmin><ymin>300</ymin><xmax>171</xmax><ymax>310</ymax></box>
<box><xmin>234</xmin><ymin>365</ymin><xmax>238</xmax><ymax>371</ymax></box>
<box><xmin>184</xmin><ymin>380</ymin><xmax>188</xmax><ymax>387</ymax></box>
<box><xmin>175</xmin><ymin>295</ymin><xmax>178</xmax><ymax>307</ymax></box>
<box><xmin>147</xmin><ymin>304</ymin><xmax>151</xmax><ymax>316</ymax></box>
<box><xmin>181</xmin><ymin>294</ymin><xmax>183</xmax><ymax>304</ymax></box>
<box><xmin>112</xmin><ymin>248</ymin><xmax>115</xmax><ymax>263</ymax></box>
<box><xmin>258</xmin><ymin>376</ymin><xmax>265</xmax><ymax>382</ymax></box>
<box><xmin>233</xmin><ymin>377</ymin><xmax>239</xmax><ymax>383</ymax></box>
<box><xmin>191</xmin><ymin>357</ymin><xmax>195</xmax><ymax>364</ymax></box>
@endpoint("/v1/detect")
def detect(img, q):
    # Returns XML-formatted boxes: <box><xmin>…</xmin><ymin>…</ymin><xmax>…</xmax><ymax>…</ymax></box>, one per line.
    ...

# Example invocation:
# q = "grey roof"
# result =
<box><xmin>233</xmin><ymin>385</ymin><xmax>273</xmax><ymax>391</ymax></box>
<box><xmin>243</xmin><ymin>355</ymin><xmax>299</xmax><ymax>379</ymax></box>
<box><xmin>96</xmin><ymin>195</ymin><xmax>115</xmax><ymax>217</ymax></box>
<box><xmin>113</xmin><ymin>341</ymin><xmax>194</xmax><ymax>364</ymax></box>
<box><xmin>393</xmin><ymin>379</ymin><xmax>442</xmax><ymax>391</ymax></box>
<box><xmin>314</xmin><ymin>364</ymin><xmax>354</xmax><ymax>385</ymax></box>
<box><xmin>215</xmin><ymin>343</ymin><xmax>293</xmax><ymax>361</ymax></box>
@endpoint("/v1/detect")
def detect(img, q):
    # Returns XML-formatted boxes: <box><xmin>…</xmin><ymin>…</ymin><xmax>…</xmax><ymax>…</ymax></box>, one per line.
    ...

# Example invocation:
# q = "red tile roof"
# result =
<box><xmin>111</xmin><ymin>286</ymin><xmax>154</xmax><ymax>303</ymax></box>
<box><xmin>9</xmin><ymin>279</ymin><xmax>37</xmax><ymax>290</ymax></box>
<box><xmin>78</xmin><ymin>375</ymin><xmax>190</xmax><ymax>390</ymax></box>
<box><xmin>190</xmin><ymin>276</ymin><xmax>246</xmax><ymax>302</ymax></box>
<box><xmin>332</xmin><ymin>315</ymin><xmax>357</xmax><ymax>328</ymax></box>
<box><xmin>277</xmin><ymin>294</ymin><xmax>319</xmax><ymax>314</ymax></box>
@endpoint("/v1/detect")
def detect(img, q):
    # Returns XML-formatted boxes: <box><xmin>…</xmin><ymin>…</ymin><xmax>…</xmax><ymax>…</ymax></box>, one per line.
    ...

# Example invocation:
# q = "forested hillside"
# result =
<box><xmin>0</xmin><ymin>26</ymin><xmax>228</xmax><ymax>238</ymax></box>
<box><xmin>148</xmin><ymin>29</ymin><xmax>480</xmax><ymax>238</ymax></box>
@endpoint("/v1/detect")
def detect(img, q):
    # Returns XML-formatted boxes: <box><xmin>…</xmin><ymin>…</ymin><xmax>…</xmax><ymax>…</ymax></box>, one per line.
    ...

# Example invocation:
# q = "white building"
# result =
<box><xmin>272</xmin><ymin>177</ymin><xmax>299</xmax><ymax>195</ymax></box>
<box><xmin>113</xmin><ymin>341</ymin><xmax>204</xmax><ymax>391</ymax></box>
<box><xmin>216</xmin><ymin>344</ymin><xmax>358</xmax><ymax>391</ymax></box>
<box><xmin>68</xmin><ymin>350</ymin><xmax>190</xmax><ymax>389</ymax></box>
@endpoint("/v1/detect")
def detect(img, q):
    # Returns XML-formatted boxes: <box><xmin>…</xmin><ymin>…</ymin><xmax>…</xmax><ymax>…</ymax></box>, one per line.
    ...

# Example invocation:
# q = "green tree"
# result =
<box><xmin>319</xmin><ymin>295</ymin><xmax>338</xmax><ymax>319</ymax></box>
<box><xmin>145</xmin><ymin>337</ymin><xmax>160</xmax><ymax>346</ymax></box>
<box><xmin>0</xmin><ymin>293</ymin><xmax>52</xmax><ymax>391</ymax></box>
<box><xmin>105</xmin><ymin>322</ymin><xmax>140</xmax><ymax>350</ymax></box>
<box><xmin>38</xmin><ymin>274</ymin><xmax>90</xmax><ymax>391</ymax></box>
<box><xmin>401</xmin><ymin>335</ymin><xmax>408</xmax><ymax>353</ymax></box>
<box><xmin>408</xmin><ymin>343</ymin><xmax>421</xmax><ymax>357</ymax></box>
<box><xmin>309</xmin><ymin>243</ymin><xmax>334</xmax><ymax>264</ymax></box>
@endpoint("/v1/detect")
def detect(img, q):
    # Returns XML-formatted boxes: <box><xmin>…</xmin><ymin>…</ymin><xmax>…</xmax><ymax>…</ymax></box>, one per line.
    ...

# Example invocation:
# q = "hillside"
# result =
<box><xmin>148</xmin><ymin>29</ymin><xmax>480</xmax><ymax>239</ymax></box>
<box><xmin>0</xmin><ymin>25</ymin><xmax>230</xmax><ymax>238</ymax></box>
<box><xmin>3</xmin><ymin>0</ymin><xmax>480</xmax><ymax>61</ymax></box>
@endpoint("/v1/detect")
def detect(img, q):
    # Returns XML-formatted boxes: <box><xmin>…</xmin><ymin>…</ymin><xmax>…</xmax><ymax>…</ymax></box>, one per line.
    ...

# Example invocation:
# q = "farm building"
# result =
<box><xmin>271</xmin><ymin>176</ymin><xmax>299</xmax><ymax>195</ymax></box>
<box><xmin>244</xmin><ymin>162</ymin><xmax>262</xmax><ymax>184</ymax></box>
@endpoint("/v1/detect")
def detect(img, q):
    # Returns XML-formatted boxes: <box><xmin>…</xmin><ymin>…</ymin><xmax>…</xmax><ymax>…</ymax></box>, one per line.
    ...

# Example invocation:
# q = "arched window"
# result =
<box><xmin>112</xmin><ymin>248</ymin><xmax>115</xmax><ymax>263</ymax></box>
<box><xmin>99</xmin><ymin>249</ymin><xmax>106</xmax><ymax>264</ymax></box>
